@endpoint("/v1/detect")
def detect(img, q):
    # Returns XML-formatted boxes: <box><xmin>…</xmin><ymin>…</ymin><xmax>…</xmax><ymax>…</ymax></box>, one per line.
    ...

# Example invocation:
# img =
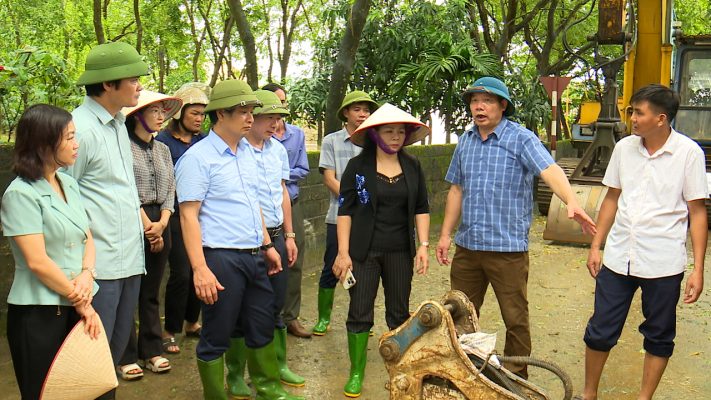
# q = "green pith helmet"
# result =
<box><xmin>204</xmin><ymin>80</ymin><xmax>262</xmax><ymax>112</ymax></box>
<box><xmin>76</xmin><ymin>42</ymin><xmax>149</xmax><ymax>86</ymax></box>
<box><xmin>253</xmin><ymin>90</ymin><xmax>289</xmax><ymax>116</ymax></box>
<box><xmin>337</xmin><ymin>91</ymin><xmax>379</xmax><ymax>121</ymax></box>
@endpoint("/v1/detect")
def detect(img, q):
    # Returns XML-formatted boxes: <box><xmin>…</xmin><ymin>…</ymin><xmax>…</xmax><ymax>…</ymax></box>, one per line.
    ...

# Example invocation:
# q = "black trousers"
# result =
<box><xmin>346</xmin><ymin>249</ymin><xmax>414</xmax><ymax>333</ymax></box>
<box><xmin>318</xmin><ymin>223</ymin><xmax>339</xmax><ymax>288</ymax></box>
<box><xmin>121</xmin><ymin>205</ymin><xmax>171</xmax><ymax>363</ymax></box>
<box><xmin>7</xmin><ymin>304</ymin><xmax>81</xmax><ymax>400</ymax></box>
<box><xmin>164</xmin><ymin>212</ymin><xmax>201</xmax><ymax>334</ymax></box>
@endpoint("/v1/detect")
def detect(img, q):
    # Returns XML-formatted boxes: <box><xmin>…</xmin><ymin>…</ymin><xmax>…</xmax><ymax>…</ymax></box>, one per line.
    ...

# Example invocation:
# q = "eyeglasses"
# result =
<box><xmin>145</xmin><ymin>107</ymin><xmax>168</xmax><ymax>117</ymax></box>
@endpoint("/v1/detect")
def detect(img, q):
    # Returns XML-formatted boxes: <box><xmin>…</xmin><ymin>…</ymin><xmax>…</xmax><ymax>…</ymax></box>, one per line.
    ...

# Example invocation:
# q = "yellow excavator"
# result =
<box><xmin>541</xmin><ymin>0</ymin><xmax>711</xmax><ymax>244</ymax></box>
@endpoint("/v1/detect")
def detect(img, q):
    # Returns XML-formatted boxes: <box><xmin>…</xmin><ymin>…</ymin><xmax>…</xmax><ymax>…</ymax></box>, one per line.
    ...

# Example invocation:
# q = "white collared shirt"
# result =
<box><xmin>602</xmin><ymin>129</ymin><xmax>707</xmax><ymax>278</ymax></box>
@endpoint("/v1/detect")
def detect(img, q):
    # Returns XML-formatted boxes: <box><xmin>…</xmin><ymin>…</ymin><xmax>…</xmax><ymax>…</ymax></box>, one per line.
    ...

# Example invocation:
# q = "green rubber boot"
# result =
<box><xmin>246</xmin><ymin>341</ymin><xmax>305</xmax><ymax>400</ymax></box>
<box><xmin>344</xmin><ymin>332</ymin><xmax>370</xmax><ymax>398</ymax></box>
<box><xmin>225</xmin><ymin>338</ymin><xmax>251</xmax><ymax>399</ymax></box>
<box><xmin>312</xmin><ymin>287</ymin><xmax>335</xmax><ymax>336</ymax></box>
<box><xmin>197</xmin><ymin>356</ymin><xmax>228</xmax><ymax>400</ymax></box>
<box><xmin>274</xmin><ymin>328</ymin><xmax>305</xmax><ymax>387</ymax></box>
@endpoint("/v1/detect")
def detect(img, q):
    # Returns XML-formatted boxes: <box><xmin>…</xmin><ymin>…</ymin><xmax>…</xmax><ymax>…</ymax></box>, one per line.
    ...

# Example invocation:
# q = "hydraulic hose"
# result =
<box><xmin>497</xmin><ymin>355</ymin><xmax>574</xmax><ymax>400</ymax></box>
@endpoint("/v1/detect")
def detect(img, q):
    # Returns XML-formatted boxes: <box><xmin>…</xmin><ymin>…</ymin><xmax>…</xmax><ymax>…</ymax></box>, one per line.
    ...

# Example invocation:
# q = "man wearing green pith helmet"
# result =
<box><xmin>66</xmin><ymin>41</ymin><xmax>150</xmax><ymax>399</ymax></box>
<box><xmin>175</xmin><ymin>80</ymin><xmax>304</xmax><ymax>400</ymax></box>
<box><xmin>225</xmin><ymin>89</ymin><xmax>306</xmax><ymax>399</ymax></box>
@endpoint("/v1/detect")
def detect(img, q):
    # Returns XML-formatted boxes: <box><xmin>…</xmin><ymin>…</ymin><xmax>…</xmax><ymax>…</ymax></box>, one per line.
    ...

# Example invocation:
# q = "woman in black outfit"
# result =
<box><xmin>332</xmin><ymin>103</ymin><xmax>431</xmax><ymax>398</ymax></box>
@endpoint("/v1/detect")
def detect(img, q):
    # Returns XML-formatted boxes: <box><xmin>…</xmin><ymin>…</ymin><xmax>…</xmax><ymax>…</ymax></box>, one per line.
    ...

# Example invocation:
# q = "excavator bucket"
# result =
<box><xmin>379</xmin><ymin>291</ymin><xmax>571</xmax><ymax>400</ymax></box>
<box><xmin>542</xmin><ymin>184</ymin><xmax>607</xmax><ymax>244</ymax></box>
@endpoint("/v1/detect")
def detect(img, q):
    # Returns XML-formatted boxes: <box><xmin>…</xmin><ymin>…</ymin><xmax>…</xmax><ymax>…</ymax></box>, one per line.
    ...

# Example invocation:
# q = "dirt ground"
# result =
<box><xmin>0</xmin><ymin>215</ymin><xmax>709</xmax><ymax>399</ymax></box>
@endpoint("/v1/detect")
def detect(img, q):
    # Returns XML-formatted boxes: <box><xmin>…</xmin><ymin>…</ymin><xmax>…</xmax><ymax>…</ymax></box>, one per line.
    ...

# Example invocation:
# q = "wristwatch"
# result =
<box><xmin>284</xmin><ymin>232</ymin><xmax>296</xmax><ymax>239</ymax></box>
<box><xmin>260</xmin><ymin>242</ymin><xmax>275</xmax><ymax>251</ymax></box>
<box><xmin>419</xmin><ymin>241</ymin><xmax>430</xmax><ymax>248</ymax></box>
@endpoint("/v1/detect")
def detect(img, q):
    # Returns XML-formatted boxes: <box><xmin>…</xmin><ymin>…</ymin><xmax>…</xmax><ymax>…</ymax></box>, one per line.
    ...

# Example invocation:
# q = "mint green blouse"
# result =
<box><xmin>1</xmin><ymin>172</ymin><xmax>94</xmax><ymax>305</ymax></box>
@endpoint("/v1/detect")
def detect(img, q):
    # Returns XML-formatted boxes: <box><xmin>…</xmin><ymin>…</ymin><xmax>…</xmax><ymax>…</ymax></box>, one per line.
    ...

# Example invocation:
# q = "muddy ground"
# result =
<box><xmin>0</xmin><ymin>215</ymin><xmax>709</xmax><ymax>399</ymax></box>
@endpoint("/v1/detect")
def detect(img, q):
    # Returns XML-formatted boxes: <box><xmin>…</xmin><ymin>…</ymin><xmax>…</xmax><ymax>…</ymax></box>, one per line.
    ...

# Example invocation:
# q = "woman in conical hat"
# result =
<box><xmin>117</xmin><ymin>91</ymin><xmax>182</xmax><ymax>380</ymax></box>
<box><xmin>332</xmin><ymin>103</ymin><xmax>431</xmax><ymax>398</ymax></box>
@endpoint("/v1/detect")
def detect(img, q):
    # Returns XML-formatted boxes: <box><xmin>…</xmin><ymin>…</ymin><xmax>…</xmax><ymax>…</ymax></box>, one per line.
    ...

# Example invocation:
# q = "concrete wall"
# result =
<box><xmin>0</xmin><ymin>144</ymin><xmax>457</xmax><ymax>313</ymax></box>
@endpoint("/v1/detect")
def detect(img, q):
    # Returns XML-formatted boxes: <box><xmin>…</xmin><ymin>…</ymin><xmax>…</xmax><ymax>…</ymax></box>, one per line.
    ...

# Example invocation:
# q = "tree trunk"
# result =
<box><xmin>279</xmin><ymin>0</ymin><xmax>303</xmax><ymax>81</ymax></box>
<box><xmin>93</xmin><ymin>0</ymin><xmax>106</xmax><ymax>44</ymax></box>
<box><xmin>208</xmin><ymin>15</ymin><xmax>235</xmax><ymax>87</ymax></box>
<box><xmin>324</xmin><ymin>0</ymin><xmax>372</xmax><ymax>135</ymax></box>
<box><xmin>227</xmin><ymin>0</ymin><xmax>259</xmax><ymax>89</ymax></box>
<box><xmin>133</xmin><ymin>0</ymin><xmax>142</xmax><ymax>52</ymax></box>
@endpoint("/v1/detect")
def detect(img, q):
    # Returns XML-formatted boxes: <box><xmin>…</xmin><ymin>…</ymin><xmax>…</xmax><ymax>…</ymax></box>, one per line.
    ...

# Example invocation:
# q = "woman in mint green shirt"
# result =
<box><xmin>2</xmin><ymin>104</ymin><xmax>100</xmax><ymax>399</ymax></box>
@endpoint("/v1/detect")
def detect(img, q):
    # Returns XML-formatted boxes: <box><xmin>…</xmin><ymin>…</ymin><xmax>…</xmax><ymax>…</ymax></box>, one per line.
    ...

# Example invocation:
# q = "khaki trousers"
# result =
<box><xmin>450</xmin><ymin>245</ymin><xmax>531</xmax><ymax>378</ymax></box>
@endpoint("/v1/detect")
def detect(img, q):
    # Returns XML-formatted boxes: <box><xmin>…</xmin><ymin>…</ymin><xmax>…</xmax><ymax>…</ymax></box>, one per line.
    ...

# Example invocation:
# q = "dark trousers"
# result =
<box><xmin>121</xmin><ymin>205</ymin><xmax>171</xmax><ymax>363</ymax></box>
<box><xmin>7</xmin><ymin>304</ymin><xmax>80</xmax><ymax>400</ymax></box>
<box><xmin>584</xmin><ymin>266</ymin><xmax>683</xmax><ymax>358</ymax></box>
<box><xmin>92</xmin><ymin>275</ymin><xmax>142</xmax><ymax>364</ymax></box>
<box><xmin>283</xmin><ymin>199</ymin><xmax>305</xmax><ymax>322</ymax></box>
<box><xmin>164</xmin><ymin>212</ymin><xmax>201</xmax><ymax>334</ymax></box>
<box><xmin>347</xmin><ymin>249</ymin><xmax>413</xmax><ymax>333</ymax></box>
<box><xmin>450</xmin><ymin>246</ymin><xmax>530</xmax><ymax>377</ymax></box>
<box><xmin>197</xmin><ymin>248</ymin><xmax>275</xmax><ymax>361</ymax></box>
<box><xmin>235</xmin><ymin>234</ymin><xmax>288</xmax><ymax>336</ymax></box>
<box><xmin>318</xmin><ymin>223</ymin><xmax>339</xmax><ymax>289</ymax></box>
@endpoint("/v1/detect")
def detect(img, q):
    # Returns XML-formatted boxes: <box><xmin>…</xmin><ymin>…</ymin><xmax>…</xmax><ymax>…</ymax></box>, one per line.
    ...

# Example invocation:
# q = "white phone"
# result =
<box><xmin>342</xmin><ymin>269</ymin><xmax>356</xmax><ymax>290</ymax></box>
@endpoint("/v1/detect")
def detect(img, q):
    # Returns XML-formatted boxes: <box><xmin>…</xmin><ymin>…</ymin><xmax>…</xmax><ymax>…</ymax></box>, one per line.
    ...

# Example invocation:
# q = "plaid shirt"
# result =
<box><xmin>129</xmin><ymin>132</ymin><xmax>176</xmax><ymax>213</ymax></box>
<box><xmin>445</xmin><ymin>118</ymin><xmax>553</xmax><ymax>252</ymax></box>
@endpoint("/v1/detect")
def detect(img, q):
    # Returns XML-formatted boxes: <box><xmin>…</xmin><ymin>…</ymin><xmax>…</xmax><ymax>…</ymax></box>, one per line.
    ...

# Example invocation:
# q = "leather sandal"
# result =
<box><xmin>162</xmin><ymin>336</ymin><xmax>180</xmax><ymax>354</ymax></box>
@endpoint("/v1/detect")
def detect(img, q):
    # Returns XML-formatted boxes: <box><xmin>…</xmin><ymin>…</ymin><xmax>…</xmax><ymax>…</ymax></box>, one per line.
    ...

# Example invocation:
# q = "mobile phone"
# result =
<box><xmin>342</xmin><ymin>269</ymin><xmax>356</xmax><ymax>290</ymax></box>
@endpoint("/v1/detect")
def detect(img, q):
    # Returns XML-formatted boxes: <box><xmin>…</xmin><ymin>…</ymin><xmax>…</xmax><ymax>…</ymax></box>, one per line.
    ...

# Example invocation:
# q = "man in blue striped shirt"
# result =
<box><xmin>436</xmin><ymin>77</ymin><xmax>596</xmax><ymax>378</ymax></box>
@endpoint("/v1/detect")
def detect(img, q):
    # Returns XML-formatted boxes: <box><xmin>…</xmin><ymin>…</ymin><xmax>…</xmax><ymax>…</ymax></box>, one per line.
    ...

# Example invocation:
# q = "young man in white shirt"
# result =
<box><xmin>579</xmin><ymin>84</ymin><xmax>707</xmax><ymax>400</ymax></box>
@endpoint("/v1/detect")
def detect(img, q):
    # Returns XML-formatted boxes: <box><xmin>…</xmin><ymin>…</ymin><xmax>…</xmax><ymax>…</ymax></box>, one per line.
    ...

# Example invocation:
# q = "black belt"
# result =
<box><xmin>267</xmin><ymin>224</ymin><xmax>283</xmax><ymax>238</ymax></box>
<box><xmin>235</xmin><ymin>248</ymin><xmax>260</xmax><ymax>255</ymax></box>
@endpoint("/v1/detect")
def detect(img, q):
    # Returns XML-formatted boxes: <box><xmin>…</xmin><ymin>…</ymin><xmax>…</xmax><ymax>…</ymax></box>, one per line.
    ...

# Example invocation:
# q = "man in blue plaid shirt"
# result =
<box><xmin>436</xmin><ymin>76</ymin><xmax>596</xmax><ymax>378</ymax></box>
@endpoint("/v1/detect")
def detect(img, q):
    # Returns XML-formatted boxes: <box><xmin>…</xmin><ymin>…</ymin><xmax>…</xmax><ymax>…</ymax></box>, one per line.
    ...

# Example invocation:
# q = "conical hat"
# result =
<box><xmin>351</xmin><ymin>103</ymin><xmax>430</xmax><ymax>147</ymax></box>
<box><xmin>40</xmin><ymin>315</ymin><xmax>117</xmax><ymax>400</ymax></box>
<box><xmin>121</xmin><ymin>90</ymin><xmax>183</xmax><ymax>120</ymax></box>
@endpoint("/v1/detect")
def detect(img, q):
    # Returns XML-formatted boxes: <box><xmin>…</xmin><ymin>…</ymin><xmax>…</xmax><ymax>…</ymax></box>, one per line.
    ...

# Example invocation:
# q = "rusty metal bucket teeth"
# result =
<box><xmin>379</xmin><ymin>290</ymin><xmax>550</xmax><ymax>400</ymax></box>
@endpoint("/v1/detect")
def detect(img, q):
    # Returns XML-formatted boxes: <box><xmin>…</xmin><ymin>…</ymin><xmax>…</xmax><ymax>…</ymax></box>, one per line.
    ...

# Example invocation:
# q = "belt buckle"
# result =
<box><xmin>251</xmin><ymin>248</ymin><xmax>259</xmax><ymax>255</ymax></box>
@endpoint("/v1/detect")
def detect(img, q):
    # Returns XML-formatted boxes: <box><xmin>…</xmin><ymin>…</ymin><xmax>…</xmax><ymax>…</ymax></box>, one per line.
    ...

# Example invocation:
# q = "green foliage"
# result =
<box><xmin>0</xmin><ymin>47</ymin><xmax>82</xmax><ymax>140</ymax></box>
<box><xmin>675</xmin><ymin>0</ymin><xmax>711</xmax><ymax>35</ymax></box>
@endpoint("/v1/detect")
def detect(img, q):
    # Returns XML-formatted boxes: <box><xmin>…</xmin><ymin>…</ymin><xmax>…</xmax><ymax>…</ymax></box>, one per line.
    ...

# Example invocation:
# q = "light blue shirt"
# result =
<box><xmin>2</xmin><ymin>173</ymin><xmax>98</xmax><ymax>305</ymax></box>
<box><xmin>244</xmin><ymin>137</ymin><xmax>290</xmax><ymax>228</ymax></box>
<box><xmin>445</xmin><ymin>118</ymin><xmax>553</xmax><ymax>252</ymax></box>
<box><xmin>319</xmin><ymin>128</ymin><xmax>362</xmax><ymax>224</ymax></box>
<box><xmin>65</xmin><ymin>96</ymin><xmax>145</xmax><ymax>279</ymax></box>
<box><xmin>176</xmin><ymin>131</ymin><xmax>264</xmax><ymax>248</ymax></box>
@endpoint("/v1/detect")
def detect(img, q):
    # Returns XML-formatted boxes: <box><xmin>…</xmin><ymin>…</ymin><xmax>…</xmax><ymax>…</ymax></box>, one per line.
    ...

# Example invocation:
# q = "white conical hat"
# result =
<box><xmin>40</xmin><ymin>315</ymin><xmax>117</xmax><ymax>400</ymax></box>
<box><xmin>351</xmin><ymin>103</ymin><xmax>430</xmax><ymax>147</ymax></box>
<box><xmin>121</xmin><ymin>90</ymin><xmax>183</xmax><ymax>120</ymax></box>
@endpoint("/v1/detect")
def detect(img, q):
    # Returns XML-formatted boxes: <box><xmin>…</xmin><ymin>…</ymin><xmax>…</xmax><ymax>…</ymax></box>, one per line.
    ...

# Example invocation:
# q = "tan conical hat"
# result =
<box><xmin>40</xmin><ymin>315</ymin><xmax>117</xmax><ymax>400</ymax></box>
<box><xmin>121</xmin><ymin>90</ymin><xmax>183</xmax><ymax>120</ymax></box>
<box><xmin>351</xmin><ymin>103</ymin><xmax>430</xmax><ymax>147</ymax></box>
